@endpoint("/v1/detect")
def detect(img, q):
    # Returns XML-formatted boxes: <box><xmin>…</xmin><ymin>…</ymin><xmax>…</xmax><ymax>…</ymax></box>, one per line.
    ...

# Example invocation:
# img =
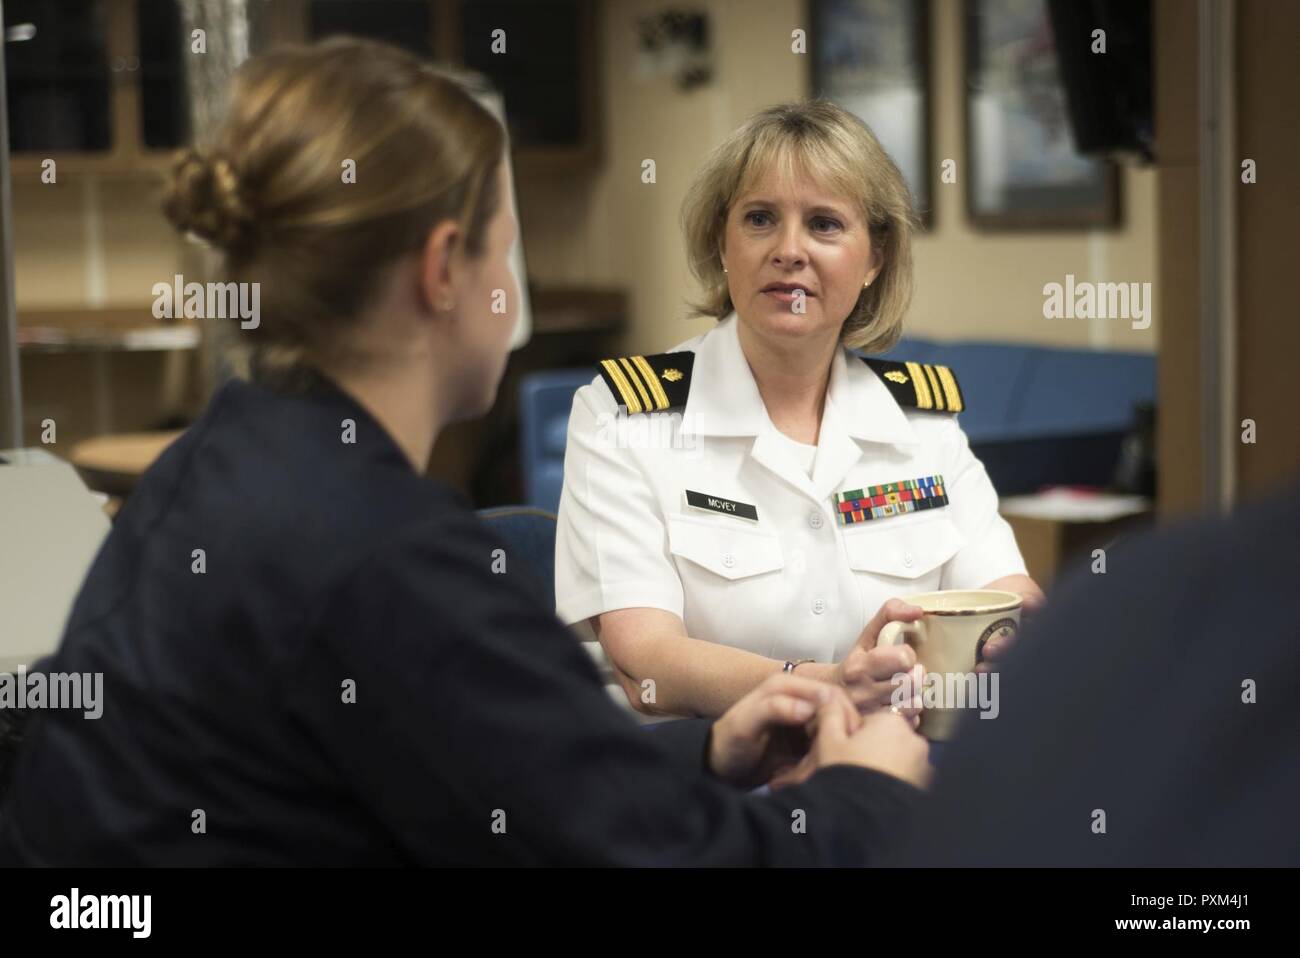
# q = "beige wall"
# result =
<box><xmin>519</xmin><ymin>0</ymin><xmax>1158</xmax><ymax>355</ymax></box>
<box><xmin>12</xmin><ymin>176</ymin><xmax>182</xmax><ymax>309</ymax></box>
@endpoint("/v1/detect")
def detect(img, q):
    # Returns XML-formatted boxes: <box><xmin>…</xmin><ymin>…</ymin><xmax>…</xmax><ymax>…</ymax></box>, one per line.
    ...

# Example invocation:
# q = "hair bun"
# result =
<box><xmin>163</xmin><ymin>149</ymin><xmax>255</xmax><ymax>250</ymax></box>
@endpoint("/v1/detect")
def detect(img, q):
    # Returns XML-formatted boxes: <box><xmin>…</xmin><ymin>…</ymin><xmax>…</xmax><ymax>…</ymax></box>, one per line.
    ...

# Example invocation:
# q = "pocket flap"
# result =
<box><xmin>841</xmin><ymin>513</ymin><xmax>965</xmax><ymax>579</ymax></box>
<box><xmin>666</xmin><ymin>514</ymin><xmax>784</xmax><ymax>580</ymax></box>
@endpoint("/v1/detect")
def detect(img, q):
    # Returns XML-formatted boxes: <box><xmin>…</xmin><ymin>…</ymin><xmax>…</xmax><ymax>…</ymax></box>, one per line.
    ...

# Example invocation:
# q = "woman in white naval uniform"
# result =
<box><xmin>555</xmin><ymin>101</ymin><xmax>1044</xmax><ymax>719</ymax></box>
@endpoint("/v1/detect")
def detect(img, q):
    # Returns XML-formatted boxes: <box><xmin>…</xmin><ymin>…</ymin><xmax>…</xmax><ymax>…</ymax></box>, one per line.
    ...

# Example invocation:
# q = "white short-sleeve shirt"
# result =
<box><xmin>554</xmin><ymin>314</ymin><xmax>1027</xmax><ymax>665</ymax></box>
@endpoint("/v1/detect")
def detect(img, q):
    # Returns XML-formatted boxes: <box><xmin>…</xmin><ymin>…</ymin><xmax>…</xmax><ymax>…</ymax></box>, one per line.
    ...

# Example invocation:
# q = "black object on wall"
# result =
<box><xmin>1047</xmin><ymin>0</ymin><xmax>1153</xmax><ymax>162</ymax></box>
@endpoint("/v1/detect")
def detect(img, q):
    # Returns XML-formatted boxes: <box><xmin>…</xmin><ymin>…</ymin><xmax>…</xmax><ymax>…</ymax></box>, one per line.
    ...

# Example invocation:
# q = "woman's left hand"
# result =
<box><xmin>976</xmin><ymin>574</ymin><xmax>1046</xmax><ymax>672</ymax></box>
<box><xmin>707</xmin><ymin>673</ymin><xmax>860</xmax><ymax>789</ymax></box>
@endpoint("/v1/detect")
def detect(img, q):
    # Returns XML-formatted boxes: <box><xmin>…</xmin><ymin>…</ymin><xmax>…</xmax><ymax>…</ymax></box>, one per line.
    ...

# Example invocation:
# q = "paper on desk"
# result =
<box><xmin>998</xmin><ymin>488</ymin><xmax>1150</xmax><ymax>522</ymax></box>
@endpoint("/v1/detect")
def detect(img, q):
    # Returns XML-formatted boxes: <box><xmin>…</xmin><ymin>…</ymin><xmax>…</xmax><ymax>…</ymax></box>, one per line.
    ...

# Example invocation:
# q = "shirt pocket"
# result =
<box><xmin>840</xmin><ymin>512</ymin><xmax>966</xmax><ymax>582</ymax></box>
<box><xmin>666</xmin><ymin>514</ymin><xmax>784</xmax><ymax>580</ymax></box>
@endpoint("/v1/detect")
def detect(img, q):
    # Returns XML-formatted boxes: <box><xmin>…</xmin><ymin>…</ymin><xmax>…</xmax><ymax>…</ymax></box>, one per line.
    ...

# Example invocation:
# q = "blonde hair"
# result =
<box><xmin>162</xmin><ymin>37</ymin><xmax>506</xmax><ymax>372</ymax></box>
<box><xmin>681</xmin><ymin>100</ymin><xmax>919</xmax><ymax>353</ymax></box>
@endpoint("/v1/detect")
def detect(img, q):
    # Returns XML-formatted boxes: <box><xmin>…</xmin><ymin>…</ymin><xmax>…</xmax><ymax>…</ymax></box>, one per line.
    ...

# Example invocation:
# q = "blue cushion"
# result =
<box><xmin>519</xmin><ymin>369</ymin><xmax>592</xmax><ymax>513</ymax></box>
<box><xmin>1013</xmin><ymin>349</ymin><xmax>1156</xmax><ymax>439</ymax></box>
<box><xmin>872</xmin><ymin>337</ymin><xmax>1156</xmax><ymax>494</ymax></box>
<box><xmin>878</xmin><ymin>337</ymin><xmax>1155</xmax><ymax>443</ymax></box>
<box><xmin>476</xmin><ymin>507</ymin><xmax>558</xmax><ymax>606</ymax></box>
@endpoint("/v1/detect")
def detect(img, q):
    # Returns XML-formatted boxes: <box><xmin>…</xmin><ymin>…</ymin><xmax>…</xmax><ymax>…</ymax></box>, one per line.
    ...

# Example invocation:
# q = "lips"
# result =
<box><xmin>761</xmin><ymin>282</ymin><xmax>814</xmax><ymax>296</ymax></box>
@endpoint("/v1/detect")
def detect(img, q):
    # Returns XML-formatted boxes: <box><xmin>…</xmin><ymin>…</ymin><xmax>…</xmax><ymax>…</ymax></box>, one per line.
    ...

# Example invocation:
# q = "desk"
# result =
<box><xmin>18</xmin><ymin>315</ymin><xmax>199</xmax><ymax>449</ymax></box>
<box><xmin>0</xmin><ymin>450</ymin><xmax>111</xmax><ymax>673</ymax></box>
<box><xmin>69</xmin><ymin>430</ymin><xmax>183</xmax><ymax>498</ymax></box>
<box><xmin>1001</xmin><ymin>490</ymin><xmax>1153</xmax><ymax>586</ymax></box>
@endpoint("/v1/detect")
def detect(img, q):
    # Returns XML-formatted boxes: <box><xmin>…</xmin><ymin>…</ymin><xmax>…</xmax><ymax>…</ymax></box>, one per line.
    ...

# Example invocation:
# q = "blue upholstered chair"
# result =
<box><xmin>518</xmin><ymin>369</ymin><xmax>594</xmax><ymax>514</ymax></box>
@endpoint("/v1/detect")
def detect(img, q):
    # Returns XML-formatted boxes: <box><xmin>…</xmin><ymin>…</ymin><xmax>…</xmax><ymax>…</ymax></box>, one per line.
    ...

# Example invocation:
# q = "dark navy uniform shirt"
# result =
<box><xmin>899</xmin><ymin>483</ymin><xmax>1300</xmax><ymax>867</ymax></box>
<box><xmin>0</xmin><ymin>370</ymin><xmax>917</xmax><ymax>865</ymax></box>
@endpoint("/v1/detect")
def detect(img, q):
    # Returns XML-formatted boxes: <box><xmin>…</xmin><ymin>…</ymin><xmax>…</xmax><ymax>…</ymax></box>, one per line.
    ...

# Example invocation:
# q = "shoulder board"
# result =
<box><xmin>597</xmin><ymin>352</ymin><xmax>695</xmax><ymax>413</ymax></box>
<box><xmin>861</xmin><ymin>357</ymin><xmax>965</xmax><ymax>413</ymax></box>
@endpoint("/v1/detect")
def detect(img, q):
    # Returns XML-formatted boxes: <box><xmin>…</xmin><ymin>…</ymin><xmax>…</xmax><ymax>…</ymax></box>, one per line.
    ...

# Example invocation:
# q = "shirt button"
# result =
<box><xmin>722</xmin><ymin>552</ymin><xmax>736</xmax><ymax>568</ymax></box>
<box><xmin>811</xmin><ymin>597</ymin><xmax>826</xmax><ymax>615</ymax></box>
<box><xmin>903</xmin><ymin>553</ymin><xmax>915</xmax><ymax>568</ymax></box>
<box><xmin>808</xmin><ymin>511</ymin><xmax>824</xmax><ymax>529</ymax></box>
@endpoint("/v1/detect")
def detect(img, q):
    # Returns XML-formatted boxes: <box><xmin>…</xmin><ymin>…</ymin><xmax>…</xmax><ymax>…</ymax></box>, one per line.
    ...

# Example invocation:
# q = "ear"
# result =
<box><xmin>864</xmin><ymin>243</ymin><xmax>885</xmax><ymax>288</ymax></box>
<box><xmin>418</xmin><ymin>219</ymin><xmax>462</xmax><ymax>315</ymax></box>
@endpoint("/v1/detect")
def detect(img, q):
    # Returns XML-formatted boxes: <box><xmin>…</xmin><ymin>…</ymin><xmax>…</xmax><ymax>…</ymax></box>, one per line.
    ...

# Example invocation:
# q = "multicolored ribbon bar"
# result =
<box><xmin>832</xmin><ymin>475</ymin><xmax>948</xmax><ymax>525</ymax></box>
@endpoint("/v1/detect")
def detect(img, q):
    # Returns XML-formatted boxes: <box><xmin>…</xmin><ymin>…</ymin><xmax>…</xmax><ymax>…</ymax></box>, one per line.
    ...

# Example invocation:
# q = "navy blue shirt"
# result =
<box><xmin>900</xmin><ymin>483</ymin><xmax>1300</xmax><ymax>866</ymax></box>
<box><xmin>0</xmin><ymin>371</ymin><xmax>917</xmax><ymax>865</ymax></box>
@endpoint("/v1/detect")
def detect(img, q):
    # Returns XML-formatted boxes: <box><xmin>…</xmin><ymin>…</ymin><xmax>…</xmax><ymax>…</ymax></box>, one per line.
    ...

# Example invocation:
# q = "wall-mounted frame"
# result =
<box><xmin>964</xmin><ymin>0</ymin><xmax>1120</xmax><ymax>229</ymax></box>
<box><xmin>809</xmin><ymin>0</ymin><xmax>933</xmax><ymax>229</ymax></box>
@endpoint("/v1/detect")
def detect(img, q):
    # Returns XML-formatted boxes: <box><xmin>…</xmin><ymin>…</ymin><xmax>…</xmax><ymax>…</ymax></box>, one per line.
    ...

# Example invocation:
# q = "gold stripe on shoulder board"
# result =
<box><xmin>923</xmin><ymin>364</ymin><xmax>946</xmax><ymax>411</ymax></box>
<box><xmin>936</xmin><ymin>365</ymin><xmax>963</xmax><ymax>412</ymax></box>
<box><xmin>618</xmin><ymin>357</ymin><xmax>653</xmax><ymax>411</ymax></box>
<box><xmin>600</xmin><ymin>359</ymin><xmax>642</xmax><ymax>413</ymax></box>
<box><xmin>904</xmin><ymin>361</ymin><xmax>933</xmax><ymax>409</ymax></box>
<box><xmin>631</xmin><ymin>355</ymin><xmax>671</xmax><ymax>410</ymax></box>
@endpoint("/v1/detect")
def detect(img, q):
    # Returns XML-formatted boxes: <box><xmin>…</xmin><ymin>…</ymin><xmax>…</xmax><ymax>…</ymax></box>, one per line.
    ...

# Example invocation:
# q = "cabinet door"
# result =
<box><xmin>4</xmin><ymin>0</ymin><xmax>114</xmax><ymax>153</ymax></box>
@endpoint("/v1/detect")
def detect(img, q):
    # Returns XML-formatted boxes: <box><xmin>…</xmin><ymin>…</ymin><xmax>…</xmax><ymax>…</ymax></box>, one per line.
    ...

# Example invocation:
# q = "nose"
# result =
<box><xmin>771</xmin><ymin>221</ymin><xmax>808</xmax><ymax>269</ymax></box>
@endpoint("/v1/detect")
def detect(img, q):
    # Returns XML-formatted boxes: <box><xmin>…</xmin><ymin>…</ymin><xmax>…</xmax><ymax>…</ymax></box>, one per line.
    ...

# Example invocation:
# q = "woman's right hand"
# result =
<box><xmin>771</xmin><ymin>698</ymin><xmax>931</xmax><ymax>790</ymax></box>
<box><xmin>805</xmin><ymin>598</ymin><xmax>927</xmax><ymax>716</ymax></box>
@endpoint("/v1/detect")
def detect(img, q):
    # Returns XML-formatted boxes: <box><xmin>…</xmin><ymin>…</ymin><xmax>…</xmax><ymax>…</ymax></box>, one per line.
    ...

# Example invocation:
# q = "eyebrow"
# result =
<box><xmin>738</xmin><ymin>198</ymin><xmax>854</xmax><ymax>219</ymax></box>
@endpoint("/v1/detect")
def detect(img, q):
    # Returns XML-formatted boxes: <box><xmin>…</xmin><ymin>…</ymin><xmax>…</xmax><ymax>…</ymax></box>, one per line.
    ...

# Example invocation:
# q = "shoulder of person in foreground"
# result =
<box><xmin>895</xmin><ymin>482</ymin><xmax>1300</xmax><ymax>867</ymax></box>
<box><xmin>278</xmin><ymin>501</ymin><xmax>922</xmax><ymax>866</ymax></box>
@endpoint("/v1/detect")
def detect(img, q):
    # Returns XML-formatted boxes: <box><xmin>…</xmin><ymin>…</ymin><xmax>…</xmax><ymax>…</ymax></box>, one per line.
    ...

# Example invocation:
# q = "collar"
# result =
<box><xmin>245</xmin><ymin>364</ymin><xmax>415</xmax><ymax>471</ymax></box>
<box><xmin>680</xmin><ymin>313</ymin><xmax>918</xmax><ymax>446</ymax></box>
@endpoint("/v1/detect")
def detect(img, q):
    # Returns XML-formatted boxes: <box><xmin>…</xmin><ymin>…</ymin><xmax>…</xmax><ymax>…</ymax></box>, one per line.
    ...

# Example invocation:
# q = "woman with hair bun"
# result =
<box><xmin>0</xmin><ymin>38</ymin><xmax>926</xmax><ymax>867</ymax></box>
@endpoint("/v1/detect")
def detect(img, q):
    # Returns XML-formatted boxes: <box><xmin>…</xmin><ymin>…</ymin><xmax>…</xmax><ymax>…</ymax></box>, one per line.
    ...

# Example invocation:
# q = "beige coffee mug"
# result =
<box><xmin>875</xmin><ymin>589</ymin><xmax>1022</xmax><ymax>741</ymax></box>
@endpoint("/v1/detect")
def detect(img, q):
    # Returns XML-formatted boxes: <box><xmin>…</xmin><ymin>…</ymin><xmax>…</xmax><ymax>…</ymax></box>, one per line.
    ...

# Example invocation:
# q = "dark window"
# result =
<box><xmin>460</xmin><ymin>0</ymin><xmax>582</xmax><ymax>147</ymax></box>
<box><xmin>5</xmin><ymin>0</ymin><xmax>112</xmax><ymax>152</ymax></box>
<box><xmin>137</xmin><ymin>0</ymin><xmax>189</xmax><ymax>149</ymax></box>
<box><xmin>308</xmin><ymin>0</ymin><xmax>434</xmax><ymax>58</ymax></box>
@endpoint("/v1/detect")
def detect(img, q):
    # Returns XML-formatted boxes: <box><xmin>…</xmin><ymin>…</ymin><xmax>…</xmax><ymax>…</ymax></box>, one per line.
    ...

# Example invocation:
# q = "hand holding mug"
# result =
<box><xmin>816</xmin><ymin>598</ymin><xmax>927</xmax><ymax>718</ymax></box>
<box><xmin>978</xmin><ymin>574</ymin><xmax>1045</xmax><ymax>670</ymax></box>
<box><xmin>874</xmin><ymin>589</ymin><xmax>1023</xmax><ymax>740</ymax></box>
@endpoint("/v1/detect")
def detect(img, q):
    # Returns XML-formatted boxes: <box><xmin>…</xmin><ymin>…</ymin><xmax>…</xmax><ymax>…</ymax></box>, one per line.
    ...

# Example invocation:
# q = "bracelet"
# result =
<box><xmin>782</xmin><ymin>658</ymin><xmax>816</xmax><ymax>673</ymax></box>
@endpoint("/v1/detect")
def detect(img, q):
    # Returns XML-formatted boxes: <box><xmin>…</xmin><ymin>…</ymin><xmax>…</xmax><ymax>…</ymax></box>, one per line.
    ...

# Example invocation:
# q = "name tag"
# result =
<box><xmin>685</xmin><ymin>490</ymin><xmax>759</xmax><ymax>522</ymax></box>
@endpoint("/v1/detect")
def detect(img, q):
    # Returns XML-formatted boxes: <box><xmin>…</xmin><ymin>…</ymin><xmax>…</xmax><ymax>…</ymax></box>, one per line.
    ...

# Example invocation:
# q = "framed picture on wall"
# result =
<box><xmin>810</xmin><ymin>0</ymin><xmax>933</xmax><ymax>229</ymax></box>
<box><xmin>964</xmin><ymin>0</ymin><xmax>1120</xmax><ymax>229</ymax></box>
